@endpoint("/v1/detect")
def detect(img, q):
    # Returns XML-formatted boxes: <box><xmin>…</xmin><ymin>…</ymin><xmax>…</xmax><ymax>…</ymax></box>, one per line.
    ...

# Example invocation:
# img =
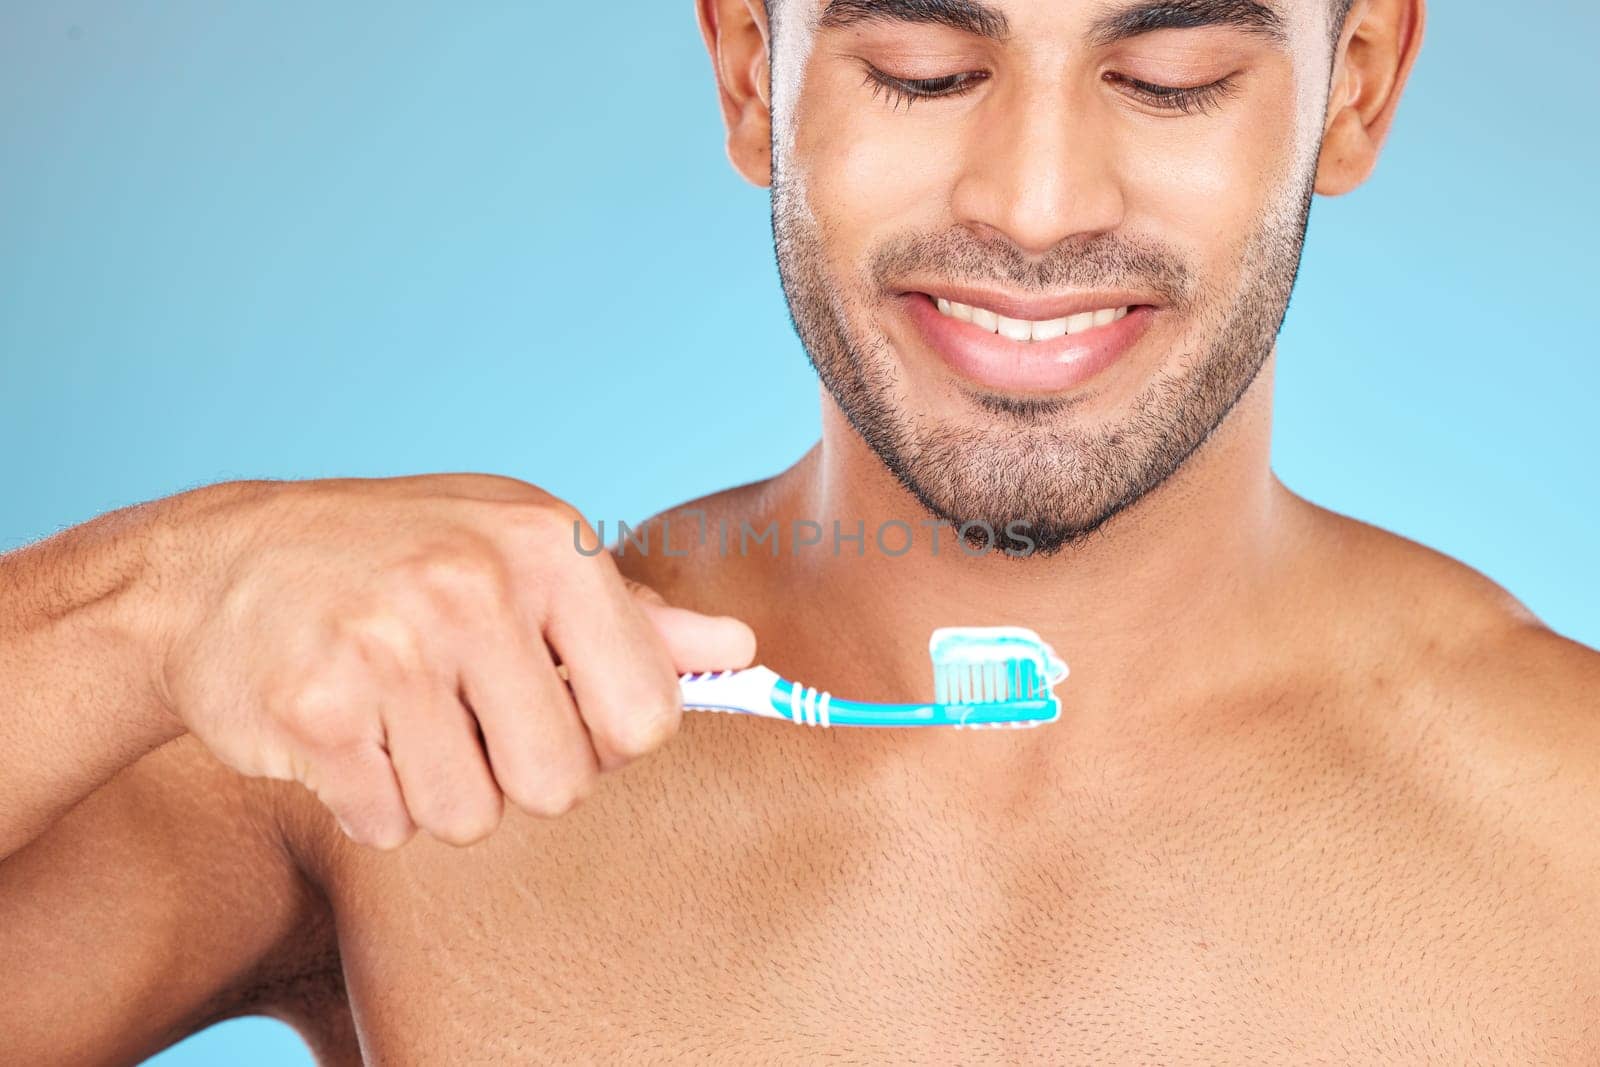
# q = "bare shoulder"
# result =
<box><xmin>1431</xmin><ymin>617</ymin><xmax>1600</xmax><ymax>953</ymax></box>
<box><xmin>1316</xmin><ymin>505</ymin><xmax>1600</xmax><ymax>887</ymax></box>
<box><xmin>1311</xmin><ymin>502</ymin><xmax>1595</xmax><ymax>692</ymax></box>
<box><xmin>1446</xmin><ymin>616</ymin><xmax>1600</xmax><ymax>852</ymax></box>
<box><xmin>1303</xmin><ymin>502</ymin><xmax>1545</xmax><ymax>633</ymax></box>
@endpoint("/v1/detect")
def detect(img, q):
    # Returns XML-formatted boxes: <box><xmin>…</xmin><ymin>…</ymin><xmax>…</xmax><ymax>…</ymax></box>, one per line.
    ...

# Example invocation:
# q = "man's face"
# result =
<box><xmin>768</xmin><ymin>0</ymin><xmax>1338</xmax><ymax>553</ymax></box>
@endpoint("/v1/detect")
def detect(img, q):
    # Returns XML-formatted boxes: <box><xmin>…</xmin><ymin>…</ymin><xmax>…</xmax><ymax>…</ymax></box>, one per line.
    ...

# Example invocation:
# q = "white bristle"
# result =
<box><xmin>928</xmin><ymin>626</ymin><xmax>1069</xmax><ymax>706</ymax></box>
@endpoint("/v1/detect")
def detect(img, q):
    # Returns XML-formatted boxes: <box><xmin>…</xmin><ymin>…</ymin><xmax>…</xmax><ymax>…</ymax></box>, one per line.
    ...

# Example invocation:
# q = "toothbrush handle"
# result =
<box><xmin>777</xmin><ymin>684</ymin><xmax>1057</xmax><ymax>728</ymax></box>
<box><xmin>678</xmin><ymin>666</ymin><xmax>790</xmax><ymax>722</ymax></box>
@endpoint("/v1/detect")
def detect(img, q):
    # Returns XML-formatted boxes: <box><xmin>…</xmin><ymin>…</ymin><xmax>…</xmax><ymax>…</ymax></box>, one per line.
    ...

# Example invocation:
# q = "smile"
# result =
<box><xmin>933</xmin><ymin>298</ymin><xmax>1131</xmax><ymax>343</ymax></box>
<box><xmin>900</xmin><ymin>290</ymin><xmax>1157</xmax><ymax>394</ymax></box>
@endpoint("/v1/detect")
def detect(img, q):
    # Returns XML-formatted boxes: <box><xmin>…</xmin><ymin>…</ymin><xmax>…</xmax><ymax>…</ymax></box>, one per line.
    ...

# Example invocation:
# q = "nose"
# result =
<box><xmin>950</xmin><ymin>78</ymin><xmax>1127</xmax><ymax>256</ymax></box>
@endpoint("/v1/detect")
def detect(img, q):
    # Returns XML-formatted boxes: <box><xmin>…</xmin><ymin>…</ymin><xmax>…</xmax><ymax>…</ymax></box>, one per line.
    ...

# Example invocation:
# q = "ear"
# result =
<box><xmin>696</xmin><ymin>0</ymin><xmax>775</xmax><ymax>188</ymax></box>
<box><xmin>1315</xmin><ymin>0</ymin><xmax>1426</xmax><ymax>196</ymax></box>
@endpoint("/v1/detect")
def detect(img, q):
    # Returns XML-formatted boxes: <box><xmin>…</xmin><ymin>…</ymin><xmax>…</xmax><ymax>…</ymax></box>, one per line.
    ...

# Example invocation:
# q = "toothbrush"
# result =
<box><xmin>679</xmin><ymin>626</ymin><xmax>1069</xmax><ymax>729</ymax></box>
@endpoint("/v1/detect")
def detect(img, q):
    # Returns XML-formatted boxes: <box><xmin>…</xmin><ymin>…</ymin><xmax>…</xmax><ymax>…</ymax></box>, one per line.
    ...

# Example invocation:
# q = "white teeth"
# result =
<box><xmin>935</xmin><ymin>298</ymin><xmax>1131</xmax><ymax>341</ymax></box>
<box><xmin>1032</xmin><ymin>317</ymin><xmax>1068</xmax><ymax>341</ymax></box>
<box><xmin>995</xmin><ymin>315</ymin><xmax>1032</xmax><ymax>342</ymax></box>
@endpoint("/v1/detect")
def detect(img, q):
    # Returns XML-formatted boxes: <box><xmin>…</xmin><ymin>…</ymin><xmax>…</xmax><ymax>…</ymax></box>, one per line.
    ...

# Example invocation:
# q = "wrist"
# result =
<box><xmin>79</xmin><ymin>496</ymin><xmax>193</xmax><ymax>745</ymax></box>
<box><xmin>129</xmin><ymin>480</ymin><xmax>281</xmax><ymax>737</ymax></box>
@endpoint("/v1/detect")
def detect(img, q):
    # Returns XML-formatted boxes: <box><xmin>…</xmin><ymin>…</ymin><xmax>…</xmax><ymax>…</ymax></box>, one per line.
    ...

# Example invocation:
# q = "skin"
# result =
<box><xmin>3</xmin><ymin>0</ymin><xmax>1599</xmax><ymax>1062</ymax></box>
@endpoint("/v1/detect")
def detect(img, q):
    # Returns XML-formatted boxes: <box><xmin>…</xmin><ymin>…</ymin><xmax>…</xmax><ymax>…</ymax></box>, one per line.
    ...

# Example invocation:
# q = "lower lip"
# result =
<box><xmin>902</xmin><ymin>293</ymin><xmax>1155</xmax><ymax>394</ymax></box>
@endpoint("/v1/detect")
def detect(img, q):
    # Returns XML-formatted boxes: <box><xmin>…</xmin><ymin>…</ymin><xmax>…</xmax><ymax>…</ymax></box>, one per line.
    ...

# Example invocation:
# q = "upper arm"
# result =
<box><xmin>0</xmin><ymin>735</ymin><xmax>348</xmax><ymax>1064</ymax></box>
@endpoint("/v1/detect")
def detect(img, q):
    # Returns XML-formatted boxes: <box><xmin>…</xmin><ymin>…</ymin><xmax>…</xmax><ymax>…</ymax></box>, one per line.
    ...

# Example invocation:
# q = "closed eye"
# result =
<box><xmin>862</xmin><ymin>65</ymin><xmax>989</xmax><ymax>111</ymax></box>
<box><xmin>859</xmin><ymin>61</ymin><xmax>1237</xmax><ymax>116</ymax></box>
<box><xmin>1102</xmin><ymin>71</ymin><xmax>1238</xmax><ymax>115</ymax></box>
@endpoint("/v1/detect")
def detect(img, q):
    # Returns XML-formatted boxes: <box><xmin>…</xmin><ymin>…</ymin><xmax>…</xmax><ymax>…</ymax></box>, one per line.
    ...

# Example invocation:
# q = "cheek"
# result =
<box><xmin>1116</xmin><ymin>71</ymin><xmax>1304</xmax><ymax>271</ymax></box>
<box><xmin>791</xmin><ymin>70</ymin><xmax>961</xmax><ymax>267</ymax></box>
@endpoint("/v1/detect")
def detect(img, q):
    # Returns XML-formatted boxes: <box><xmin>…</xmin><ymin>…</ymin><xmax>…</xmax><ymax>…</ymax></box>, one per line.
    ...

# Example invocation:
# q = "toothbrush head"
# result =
<box><xmin>929</xmin><ymin>626</ymin><xmax>1070</xmax><ymax>724</ymax></box>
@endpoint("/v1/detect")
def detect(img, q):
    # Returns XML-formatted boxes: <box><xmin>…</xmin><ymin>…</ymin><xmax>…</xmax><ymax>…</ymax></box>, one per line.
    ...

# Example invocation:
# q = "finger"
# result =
<box><xmin>383</xmin><ymin>684</ymin><xmax>504</xmax><ymax>847</ymax></box>
<box><xmin>302</xmin><ymin>739</ymin><xmax>416</xmax><ymax>850</ymax></box>
<box><xmin>631</xmin><ymin>595</ymin><xmax>757</xmax><ymax>674</ymax></box>
<box><xmin>461</xmin><ymin>628</ymin><xmax>600</xmax><ymax>818</ymax></box>
<box><xmin>546</xmin><ymin>557</ymin><xmax>684</xmax><ymax>772</ymax></box>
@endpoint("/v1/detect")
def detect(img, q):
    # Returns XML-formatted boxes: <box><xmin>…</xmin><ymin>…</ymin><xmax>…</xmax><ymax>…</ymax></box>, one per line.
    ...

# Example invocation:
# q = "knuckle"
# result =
<box><xmin>405</xmin><ymin>548</ymin><xmax>505</xmax><ymax>605</ymax></box>
<box><xmin>365</xmin><ymin>816</ymin><xmax>416</xmax><ymax>851</ymax></box>
<box><xmin>505</xmin><ymin>755</ymin><xmax>598</xmax><ymax>817</ymax></box>
<box><xmin>512</xmin><ymin>779</ymin><xmax>587</xmax><ymax>819</ymax></box>
<box><xmin>606</xmin><ymin>693</ymin><xmax>683</xmax><ymax>761</ymax></box>
<box><xmin>410</xmin><ymin>779</ymin><xmax>502</xmax><ymax>846</ymax></box>
<box><xmin>451</xmin><ymin>473</ymin><xmax>544</xmax><ymax>501</ymax></box>
<box><xmin>623</xmin><ymin>579</ymin><xmax>666</xmax><ymax>606</ymax></box>
<box><xmin>342</xmin><ymin>811</ymin><xmax>415</xmax><ymax>851</ymax></box>
<box><xmin>274</xmin><ymin>679</ymin><xmax>354</xmax><ymax>743</ymax></box>
<box><xmin>432</xmin><ymin>802</ymin><xmax>503</xmax><ymax>847</ymax></box>
<box><xmin>328</xmin><ymin>786</ymin><xmax>414</xmax><ymax>850</ymax></box>
<box><xmin>499</xmin><ymin>497</ymin><xmax>590</xmax><ymax>558</ymax></box>
<box><xmin>406</xmin><ymin>788</ymin><xmax>457</xmax><ymax>831</ymax></box>
<box><xmin>335</xmin><ymin>612</ymin><xmax>426</xmax><ymax>675</ymax></box>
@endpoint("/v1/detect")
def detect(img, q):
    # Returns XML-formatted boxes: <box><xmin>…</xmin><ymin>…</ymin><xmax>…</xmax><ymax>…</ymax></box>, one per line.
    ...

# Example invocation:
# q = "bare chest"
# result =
<box><xmin>327</xmin><ymin>718</ymin><xmax>1598</xmax><ymax>1064</ymax></box>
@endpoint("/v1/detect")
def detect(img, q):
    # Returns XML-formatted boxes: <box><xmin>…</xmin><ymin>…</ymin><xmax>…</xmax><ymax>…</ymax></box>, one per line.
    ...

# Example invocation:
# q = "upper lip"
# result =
<box><xmin>902</xmin><ymin>282</ymin><xmax>1165</xmax><ymax>322</ymax></box>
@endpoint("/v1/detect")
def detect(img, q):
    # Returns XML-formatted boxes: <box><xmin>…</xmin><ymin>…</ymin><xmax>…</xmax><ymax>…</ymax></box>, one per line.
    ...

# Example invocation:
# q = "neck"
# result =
<box><xmin>751</xmin><ymin>357</ymin><xmax>1324</xmax><ymax>744</ymax></box>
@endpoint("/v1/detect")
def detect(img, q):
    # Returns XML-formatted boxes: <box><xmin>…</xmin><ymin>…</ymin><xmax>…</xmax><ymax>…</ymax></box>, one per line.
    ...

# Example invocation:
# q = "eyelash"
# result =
<box><xmin>861</xmin><ymin>67</ymin><xmax>987</xmax><ymax>111</ymax></box>
<box><xmin>1102</xmin><ymin>72</ymin><xmax>1239</xmax><ymax>115</ymax></box>
<box><xmin>860</xmin><ymin>65</ymin><xmax>1238</xmax><ymax>117</ymax></box>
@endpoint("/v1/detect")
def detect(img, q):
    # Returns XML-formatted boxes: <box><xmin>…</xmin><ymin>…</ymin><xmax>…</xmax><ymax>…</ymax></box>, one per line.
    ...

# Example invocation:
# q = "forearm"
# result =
<box><xmin>0</xmin><ymin>499</ymin><xmax>186</xmax><ymax>859</ymax></box>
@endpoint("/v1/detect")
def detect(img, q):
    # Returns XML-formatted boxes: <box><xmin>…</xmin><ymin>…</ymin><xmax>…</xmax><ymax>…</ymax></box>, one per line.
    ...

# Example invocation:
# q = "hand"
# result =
<box><xmin>153</xmin><ymin>475</ymin><xmax>755</xmax><ymax>849</ymax></box>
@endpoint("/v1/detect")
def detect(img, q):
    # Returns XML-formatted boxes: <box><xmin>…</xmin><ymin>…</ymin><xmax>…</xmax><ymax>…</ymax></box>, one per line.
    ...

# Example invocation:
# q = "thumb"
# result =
<box><xmin>624</xmin><ymin>580</ymin><xmax>758</xmax><ymax>673</ymax></box>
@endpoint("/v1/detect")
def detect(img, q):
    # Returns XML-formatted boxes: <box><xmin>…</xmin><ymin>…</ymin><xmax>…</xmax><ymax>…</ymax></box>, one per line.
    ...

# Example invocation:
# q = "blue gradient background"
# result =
<box><xmin>1</xmin><ymin>2</ymin><xmax>1594</xmax><ymax>1063</ymax></box>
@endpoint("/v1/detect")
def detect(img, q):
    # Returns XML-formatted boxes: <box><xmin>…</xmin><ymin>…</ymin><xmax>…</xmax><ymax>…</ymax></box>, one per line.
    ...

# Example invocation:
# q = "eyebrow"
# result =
<box><xmin>818</xmin><ymin>0</ymin><xmax>1012</xmax><ymax>41</ymax></box>
<box><xmin>1087</xmin><ymin>0</ymin><xmax>1287</xmax><ymax>46</ymax></box>
<box><xmin>816</xmin><ymin>0</ymin><xmax>1286</xmax><ymax>46</ymax></box>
